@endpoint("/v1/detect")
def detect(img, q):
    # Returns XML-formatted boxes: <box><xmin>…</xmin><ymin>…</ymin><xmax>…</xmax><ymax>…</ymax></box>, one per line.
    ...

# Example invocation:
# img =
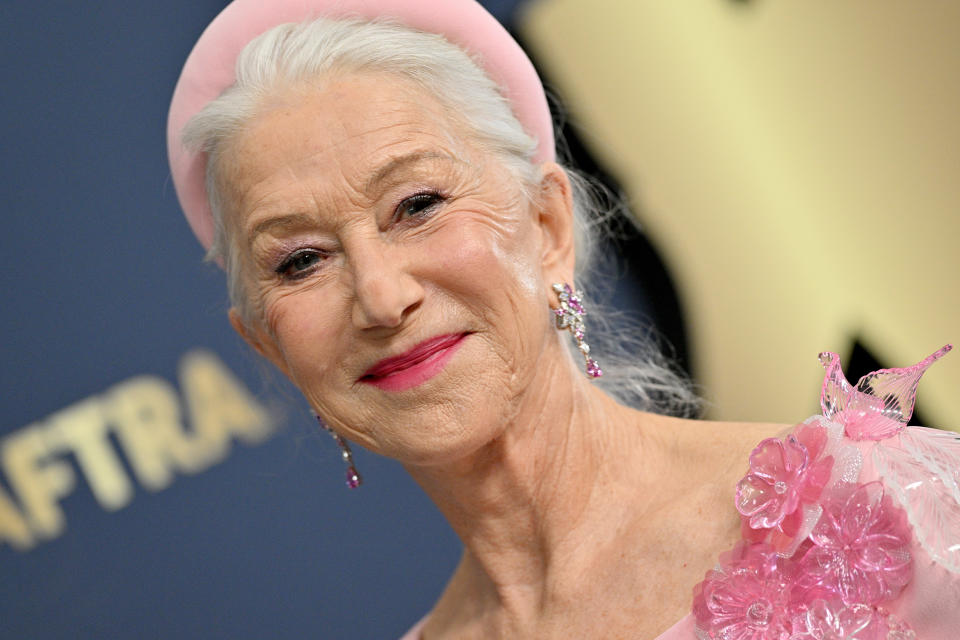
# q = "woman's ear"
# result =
<box><xmin>535</xmin><ymin>162</ymin><xmax>577</xmax><ymax>284</ymax></box>
<box><xmin>228</xmin><ymin>308</ymin><xmax>292</xmax><ymax>379</ymax></box>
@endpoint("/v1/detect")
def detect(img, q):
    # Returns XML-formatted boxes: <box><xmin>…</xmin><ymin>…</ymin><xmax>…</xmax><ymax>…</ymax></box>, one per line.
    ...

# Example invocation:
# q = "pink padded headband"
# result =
<box><xmin>167</xmin><ymin>0</ymin><xmax>554</xmax><ymax>251</ymax></box>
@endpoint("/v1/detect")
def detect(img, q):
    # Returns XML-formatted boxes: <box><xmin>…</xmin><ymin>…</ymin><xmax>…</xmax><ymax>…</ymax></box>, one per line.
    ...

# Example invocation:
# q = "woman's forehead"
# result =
<box><xmin>223</xmin><ymin>75</ymin><xmax>473</xmax><ymax>198</ymax></box>
<box><xmin>217</xmin><ymin>75</ymin><xmax>487</xmax><ymax>235</ymax></box>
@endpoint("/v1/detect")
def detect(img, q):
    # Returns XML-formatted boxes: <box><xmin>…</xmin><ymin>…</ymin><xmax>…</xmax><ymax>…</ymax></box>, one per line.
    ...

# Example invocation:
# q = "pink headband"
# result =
<box><xmin>166</xmin><ymin>0</ymin><xmax>554</xmax><ymax>252</ymax></box>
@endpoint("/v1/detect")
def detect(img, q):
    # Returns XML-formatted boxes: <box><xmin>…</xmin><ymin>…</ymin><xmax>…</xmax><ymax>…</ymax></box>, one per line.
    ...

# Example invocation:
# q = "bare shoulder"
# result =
<box><xmin>649</xmin><ymin>414</ymin><xmax>791</xmax><ymax>495</ymax></box>
<box><xmin>598</xmin><ymin>414</ymin><xmax>796</xmax><ymax>634</ymax></box>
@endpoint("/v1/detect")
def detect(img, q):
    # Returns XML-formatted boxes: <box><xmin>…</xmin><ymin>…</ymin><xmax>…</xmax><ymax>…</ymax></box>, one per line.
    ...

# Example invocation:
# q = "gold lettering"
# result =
<box><xmin>106</xmin><ymin>376</ymin><xmax>206</xmax><ymax>488</ymax></box>
<box><xmin>0</xmin><ymin>349</ymin><xmax>275</xmax><ymax>552</ymax></box>
<box><xmin>0</xmin><ymin>484</ymin><xmax>33</xmax><ymax>550</ymax></box>
<box><xmin>179</xmin><ymin>351</ymin><xmax>273</xmax><ymax>458</ymax></box>
<box><xmin>1</xmin><ymin>427</ymin><xmax>75</xmax><ymax>539</ymax></box>
<box><xmin>45</xmin><ymin>397</ymin><xmax>132</xmax><ymax>511</ymax></box>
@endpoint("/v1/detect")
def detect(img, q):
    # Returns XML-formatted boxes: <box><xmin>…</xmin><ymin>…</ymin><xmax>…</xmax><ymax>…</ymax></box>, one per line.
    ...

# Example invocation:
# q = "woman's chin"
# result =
<box><xmin>386</xmin><ymin>419</ymin><xmax>506</xmax><ymax>470</ymax></box>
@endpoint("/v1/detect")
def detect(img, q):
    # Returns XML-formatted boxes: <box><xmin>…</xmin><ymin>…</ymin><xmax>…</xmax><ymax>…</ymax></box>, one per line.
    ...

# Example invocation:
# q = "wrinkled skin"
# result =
<box><xmin>221</xmin><ymin>73</ymin><xmax>576</xmax><ymax>466</ymax></box>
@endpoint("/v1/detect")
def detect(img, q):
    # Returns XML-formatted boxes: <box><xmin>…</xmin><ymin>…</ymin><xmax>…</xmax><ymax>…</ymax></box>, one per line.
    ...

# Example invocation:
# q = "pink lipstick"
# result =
<box><xmin>360</xmin><ymin>333</ymin><xmax>468</xmax><ymax>392</ymax></box>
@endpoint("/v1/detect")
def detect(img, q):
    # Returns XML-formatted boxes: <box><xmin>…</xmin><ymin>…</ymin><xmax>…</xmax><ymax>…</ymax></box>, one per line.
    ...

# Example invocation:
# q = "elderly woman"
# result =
<box><xmin>168</xmin><ymin>1</ymin><xmax>959</xmax><ymax>638</ymax></box>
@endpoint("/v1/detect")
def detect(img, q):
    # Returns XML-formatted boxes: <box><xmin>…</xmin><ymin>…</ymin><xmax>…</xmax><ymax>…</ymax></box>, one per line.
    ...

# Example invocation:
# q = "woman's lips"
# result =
<box><xmin>360</xmin><ymin>333</ymin><xmax>468</xmax><ymax>392</ymax></box>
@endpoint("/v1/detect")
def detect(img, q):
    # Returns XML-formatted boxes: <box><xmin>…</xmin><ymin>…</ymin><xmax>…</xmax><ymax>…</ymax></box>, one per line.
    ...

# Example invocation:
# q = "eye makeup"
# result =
<box><xmin>274</xmin><ymin>247</ymin><xmax>330</xmax><ymax>280</ymax></box>
<box><xmin>256</xmin><ymin>235</ymin><xmax>336</xmax><ymax>281</ymax></box>
<box><xmin>391</xmin><ymin>189</ymin><xmax>448</xmax><ymax>223</ymax></box>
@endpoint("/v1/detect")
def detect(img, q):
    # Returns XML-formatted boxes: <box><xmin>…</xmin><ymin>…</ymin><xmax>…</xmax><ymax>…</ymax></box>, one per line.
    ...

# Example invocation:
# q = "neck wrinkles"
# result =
<box><xmin>404</xmin><ymin>353</ymin><xmax>665</xmax><ymax>619</ymax></box>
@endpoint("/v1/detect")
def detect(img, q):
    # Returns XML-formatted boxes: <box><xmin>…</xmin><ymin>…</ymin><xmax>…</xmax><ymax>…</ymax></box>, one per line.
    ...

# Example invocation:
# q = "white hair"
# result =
<box><xmin>182</xmin><ymin>17</ymin><xmax>700</xmax><ymax>417</ymax></box>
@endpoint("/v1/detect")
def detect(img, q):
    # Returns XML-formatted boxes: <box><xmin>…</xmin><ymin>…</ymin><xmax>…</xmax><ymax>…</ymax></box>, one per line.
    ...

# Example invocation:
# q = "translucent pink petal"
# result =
<box><xmin>780</xmin><ymin>489</ymin><xmax>801</xmax><ymax>519</ymax></box>
<box><xmin>749</xmin><ymin>438</ymin><xmax>788</xmax><ymax>481</ymax></box>
<box><xmin>782</xmin><ymin>434</ymin><xmax>808</xmax><ymax>473</ymax></box>
<box><xmin>795</xmin><ymin>422</ymin><xmax>828</xmax><ymax>460</ymax></box>
<box><xmin>839</xmin><ymin>483</ymin><xmax>883</xmax><ymax>542</ymax></box>
<box><xmin>837</xmin><ymin>566</ymin><xmax>882</xmax><ymax>605</ymax></box>
<box><xmin>751</xmin><ymin>500</ymin><xmax>787</xmax><ymax>531</ymax></box>
<box><xmin>707</xmin><ymin>586</ymin><xmax>747</xmax><ymax>615</ymax></box>
<box><xmin>736</xmin><ymin>475</ymin><xmax>776</xmax><ymax>518</ymax></box>
<box><xmin>801</xmin><ymin>547</ymin><xmax>839</xmax><ymax>585</ymax></box>
<box><xmin>779</xmin><ymin>508</ymin><xmax>802</xmax><ymax>538</ymax></box>
<box><xmin>768</xmin><ymin>527</ymin><xmax>793</xmax><ymax>554</ymax></box>
<box><xmin>716</xmin><ymin>620</ymin><xmax>752</xmax><ymax>640</ymax></box>
<box><xmin>809</xmin><ymin>509</ymin><xmax>842</xmax><ymax>548</ymax></box>
<box><xmin>740</xmin><ymin>517</ymin><xmax>768</xmax><ymax>543</ymax></box>
<box><xmin>804</xmin><ymin>600</ymin><xmax>875</xmax><ymax>640</ymax></box>
<box><xmin>798</xmin><ymin>457</ymin><xmax>833</xmax><ymax>502</ymax></box>
<box><xmin>858</xmin><ymin>542</ymin><xmax>909</xmax><ymax>573</ymax></box>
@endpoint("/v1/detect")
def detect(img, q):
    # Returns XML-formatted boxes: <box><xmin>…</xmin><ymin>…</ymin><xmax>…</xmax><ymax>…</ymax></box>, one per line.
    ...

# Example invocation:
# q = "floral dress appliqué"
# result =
<box><xmin>692</xmin><ymin>345</ymin><xmax>960</xmax><ymax>640</ymax></box>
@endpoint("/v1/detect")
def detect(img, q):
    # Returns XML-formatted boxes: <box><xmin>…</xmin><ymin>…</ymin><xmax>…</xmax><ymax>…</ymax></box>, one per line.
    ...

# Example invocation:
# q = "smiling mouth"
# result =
<box><xmin>359</xmin><ymin>333</ymin><xmax>469</xmax><ymax>391</ymax></box>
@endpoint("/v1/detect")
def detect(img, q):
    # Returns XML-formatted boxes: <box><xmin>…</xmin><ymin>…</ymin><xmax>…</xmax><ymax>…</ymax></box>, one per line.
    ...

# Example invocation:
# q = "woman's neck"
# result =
<box><xmin>404</xmin><ymin>355</ymin><xmax>677</xmax><ymax>628</ymax></box>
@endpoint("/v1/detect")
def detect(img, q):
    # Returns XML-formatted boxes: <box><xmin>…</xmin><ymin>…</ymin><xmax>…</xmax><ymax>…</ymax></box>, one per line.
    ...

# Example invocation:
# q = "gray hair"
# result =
<box><xmin>182</xmin><ymin>17</ymin><xmax>700</xmax><ymax>417</ymax></box>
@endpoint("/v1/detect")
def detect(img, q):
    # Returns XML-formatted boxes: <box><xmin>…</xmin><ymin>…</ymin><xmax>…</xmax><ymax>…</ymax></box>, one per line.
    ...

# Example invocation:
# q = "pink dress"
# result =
<box><xmin>401</xmin><ymin>347</ymin><xmax>960</xmax><ymax>639</ymax></box>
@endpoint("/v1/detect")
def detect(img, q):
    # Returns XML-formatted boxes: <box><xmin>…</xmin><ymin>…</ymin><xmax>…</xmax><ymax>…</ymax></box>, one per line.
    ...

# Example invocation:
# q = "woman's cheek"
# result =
<box><xmin>264</xmin><ymin>290</ymin><xmax>336</xmax><ymax>377</ymax></box>
<box><xmin>428</xmin><ymin>207</ymin><xmax>537</xmax><ymax>289</ymax></box>
<box><xmin>262</xmin><ymin>290</ymin><xmax>300</xmax><ymax>344</ymax></box>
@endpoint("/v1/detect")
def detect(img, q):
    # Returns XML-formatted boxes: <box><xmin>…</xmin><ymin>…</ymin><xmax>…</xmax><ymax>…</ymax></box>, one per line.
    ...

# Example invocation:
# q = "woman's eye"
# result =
<box><xmin>275</xmin><ymin>249</ymin><xmax>325</xmax><ymax>279</ymax></box>
<box><xmin>395</xmin><ymin>191</ymin><xmax>445</xmax><ymax>220</ymax></box>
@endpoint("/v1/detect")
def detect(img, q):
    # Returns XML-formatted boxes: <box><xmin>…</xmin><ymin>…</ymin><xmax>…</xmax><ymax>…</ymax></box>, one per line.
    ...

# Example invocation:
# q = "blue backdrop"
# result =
<box><xmin>0</xmin><ymin>1</ymin><xmax>554</xmax><ymax>637</ymax></box>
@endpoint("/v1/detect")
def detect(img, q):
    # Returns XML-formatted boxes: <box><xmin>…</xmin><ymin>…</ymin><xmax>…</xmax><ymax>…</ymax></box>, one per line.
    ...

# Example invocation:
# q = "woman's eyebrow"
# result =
<box><xmin>245</xmin><ymin>151</ymin><xmax>464</xmax><ymax>244</ymax></box>
<box><xmin>246</xmin><ymin>212</ymin><xmax>315</xmax><ymax>246</ymax></box>
<box><xmin>364</xmin><ymin>150</ymin><xmax>460</xmax><ymax>193</ymax></box>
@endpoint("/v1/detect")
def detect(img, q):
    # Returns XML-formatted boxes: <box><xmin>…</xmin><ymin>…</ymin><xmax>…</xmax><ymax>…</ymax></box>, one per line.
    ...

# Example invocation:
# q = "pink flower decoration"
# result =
<box><xmin>692</xmin><ymin>543</ymin><xmax>798</xmax><ymax>640</ymax></box>
<box><xmin>796</xmin><ymin>600</ymin><xmax>916</xmax><ymax>640</ymax></box>
<box><xmin>800</xmin><ymin>482</ymin><xmax>912</xmax><ymax>606</ymax></box>
<box><xmin>736</xmin><ymin>423</ymin><xmax>834</xmax><ymax>541</ymax></box>
<box><xmin>801</xmin><ymin>599</ymin><xmax>875</xmax><ymax>640</ymax></box>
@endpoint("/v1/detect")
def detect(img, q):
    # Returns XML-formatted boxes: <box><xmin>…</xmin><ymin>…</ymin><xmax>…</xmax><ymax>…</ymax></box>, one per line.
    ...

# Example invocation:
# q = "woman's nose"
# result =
<box><xmin>348</xmin><ymin>243</ymin><xmax>424</xmax><ymax>330</ymax></box>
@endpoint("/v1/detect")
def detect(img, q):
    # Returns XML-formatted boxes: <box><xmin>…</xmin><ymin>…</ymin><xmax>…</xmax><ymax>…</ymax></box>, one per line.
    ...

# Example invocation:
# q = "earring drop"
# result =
<box><xmin>316</xmin><ymin>415</ymin><xmax>362</xmax><ymax>489</ymax></box>
<box><xmin>552</xmin><ymin>282</ymin><xmax>603</xmax><ymax>378</ymax></box>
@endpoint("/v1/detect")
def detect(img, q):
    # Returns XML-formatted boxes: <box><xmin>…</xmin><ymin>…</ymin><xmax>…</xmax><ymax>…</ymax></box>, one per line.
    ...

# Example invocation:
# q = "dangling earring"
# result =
<box><xmin>552</xmin><ymin>282</ymin><xmax>603</xmax><ymax>378</ymax></box>
<box><xmin>316</xmin><ymin>415</ymin><xmax>362</xmax><ymax>489</ymax></box>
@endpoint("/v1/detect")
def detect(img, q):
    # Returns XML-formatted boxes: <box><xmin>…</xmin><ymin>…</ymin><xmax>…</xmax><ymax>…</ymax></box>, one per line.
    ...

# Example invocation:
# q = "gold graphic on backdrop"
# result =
<box><xmin>521</xmin><ymin>0</ymin><xmax>959</xmax><ymax>428</ymax></box>
<box><xmin>0</xmin><ymin>350</ymin><xmax>273</xmax><ymax>551</ymax></box>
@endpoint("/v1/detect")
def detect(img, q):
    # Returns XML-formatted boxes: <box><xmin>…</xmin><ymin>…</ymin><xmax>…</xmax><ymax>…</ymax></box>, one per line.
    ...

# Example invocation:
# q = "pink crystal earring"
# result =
<box><xmin>316</xmin><ymin>415</ymin><xmax>362</xmax><ymax>489</ymax></box>
<box><xmin>552</xmin><ymin>282</ymin><xmax>603</xmax><ymax>378</ymax></box>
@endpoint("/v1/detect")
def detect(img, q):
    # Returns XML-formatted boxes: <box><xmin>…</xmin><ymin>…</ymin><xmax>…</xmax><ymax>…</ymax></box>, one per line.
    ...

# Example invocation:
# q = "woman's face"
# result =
<box><xmin>221</xmin><ymin>74</ymin><xmax>574</xmax><ymax>465</ymax></box>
